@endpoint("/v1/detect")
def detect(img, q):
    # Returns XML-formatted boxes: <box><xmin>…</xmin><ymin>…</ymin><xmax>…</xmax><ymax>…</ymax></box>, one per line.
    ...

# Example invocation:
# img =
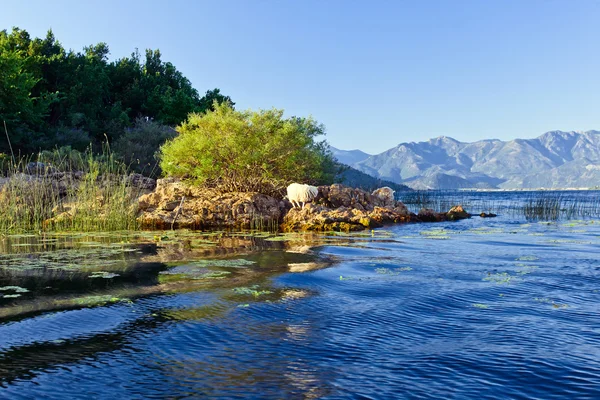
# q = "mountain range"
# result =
<box><xmin>331</xmin><ymin>130</ymin><xmax>600</xmax><ymax>190</ymax></box>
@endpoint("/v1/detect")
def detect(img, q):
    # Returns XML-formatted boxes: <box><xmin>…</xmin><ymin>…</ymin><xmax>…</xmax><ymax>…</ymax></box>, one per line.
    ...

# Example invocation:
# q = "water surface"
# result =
<box><xmin>1</xmin><ymin>193</ymin><xmax>600</xmax><ymax>399</ymax></box>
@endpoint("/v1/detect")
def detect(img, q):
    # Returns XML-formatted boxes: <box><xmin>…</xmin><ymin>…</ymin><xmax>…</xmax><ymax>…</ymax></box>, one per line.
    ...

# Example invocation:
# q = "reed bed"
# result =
<box><xmin>400</xmin><ymin>190</ymin><xmax>600</xmax><ymax>221</ymax></box>
<box><xmin>0</xmin><ymin>146</ymin><xmax>141</xmax><ymax>234</ymax></box>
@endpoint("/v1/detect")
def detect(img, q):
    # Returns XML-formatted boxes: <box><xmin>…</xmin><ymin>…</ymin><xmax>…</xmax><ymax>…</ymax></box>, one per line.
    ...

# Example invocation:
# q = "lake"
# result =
<box><xmin>1</xmin><ymin>191</ymin><xmax>600</xmax><ymax>399</ymax></box>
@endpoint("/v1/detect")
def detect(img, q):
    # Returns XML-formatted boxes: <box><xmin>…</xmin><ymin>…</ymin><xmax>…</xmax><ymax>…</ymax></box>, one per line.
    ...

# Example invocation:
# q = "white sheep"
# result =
<box><xmin>286</xmin><ymin>183</ymin><xmax>319</xmax><ymax>209</ymax></box>
<box><xmin>372</xmin><ymin>186</ymin><xmax>395</xmax><ymax>207</ymax></box>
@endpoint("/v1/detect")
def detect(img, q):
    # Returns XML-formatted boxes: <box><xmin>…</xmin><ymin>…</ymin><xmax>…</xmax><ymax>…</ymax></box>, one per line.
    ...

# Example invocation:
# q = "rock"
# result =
<box><xmin>25</xmin><ymin>162</ymin><xmax>55</xmax><ymax>175</ymax></box>
<box><xmin>446</xmin><ymin>205</ymin><xmax>471</xmax><ymax>220</ymax></box>
<box><xmin>417</xmin><ymin>208</ymin><xmax>442</xmax><ymax>222</ymax></box>
<box><xmin>137</xmin><ymin>179</ymin><xmax>284</xmax><ymax>229</ymax></box>
<box><xmin>317</xmin><ymin>184</ymin><xmax>374</xmax><ymax>210</ymax></box>
<box><xmin>125</xmin><ymin>173</ymin><xmax>156</xmax><ymax>191</ymax></box>
<box><xmin>280</xmin><ymin>186</ymin><xmax>415</xmax><ymax>232</ymax></box>
<box><xmin>281</xmin><ymin>204</ymin><xmax>375</xmax><ymax>232</ymax></box>
<box><xmin>480</xmin><ymin>212</ymin><xmax>497</xmax><ymax>218</ymax></box>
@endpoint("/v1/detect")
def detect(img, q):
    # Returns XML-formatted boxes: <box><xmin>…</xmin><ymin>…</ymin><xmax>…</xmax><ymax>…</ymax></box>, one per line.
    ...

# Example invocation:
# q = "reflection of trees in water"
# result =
<box><xmin>0</xmin><ymin>308</ymin><xmax>166</xmax><ymax>386</ymax></box>
<box><xmin>0</xmin><ymin>277</ymin><xmax>330</xmax><ymax>397</ymax></box>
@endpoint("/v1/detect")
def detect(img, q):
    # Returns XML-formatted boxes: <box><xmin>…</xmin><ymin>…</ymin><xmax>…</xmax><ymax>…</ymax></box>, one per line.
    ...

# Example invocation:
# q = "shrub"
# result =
<box><xmin>159</xmin><ymin>103</ymin><xmax>336</xmax><ymax>195</ymax></box>
<box><xmin>113</xmin><ymin>118</ymin><xmax>176</xmax><ymax>177</ymax></box>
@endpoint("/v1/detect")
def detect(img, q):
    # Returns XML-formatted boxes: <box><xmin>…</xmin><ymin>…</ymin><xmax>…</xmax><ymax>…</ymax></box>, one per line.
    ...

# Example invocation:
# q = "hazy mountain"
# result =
<box><xmin>330</xmin><ymin>147</ymin><xmax>371</xmax><ymax>166</ymax></box>
<box><xmin>344</xmin><ymin>131</ymin><xmax>600</xmax><ymax>189</ymax></box>
<box><xmin>335</xmin><ymin>165</ymin><xmax>411</xmax><ymax>192</ymax></box>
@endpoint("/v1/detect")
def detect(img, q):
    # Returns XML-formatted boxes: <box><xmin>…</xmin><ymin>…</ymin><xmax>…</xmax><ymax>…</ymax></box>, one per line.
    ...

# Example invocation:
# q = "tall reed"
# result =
<box><xmin>400</xmin><ymin>189</ymin><xmax>600</xmax><ymax>221</ymax></box>
<box><xmin>0</xmin><ymin>145</ymin><xmax>141</xmax><ymax>234</ymax></box>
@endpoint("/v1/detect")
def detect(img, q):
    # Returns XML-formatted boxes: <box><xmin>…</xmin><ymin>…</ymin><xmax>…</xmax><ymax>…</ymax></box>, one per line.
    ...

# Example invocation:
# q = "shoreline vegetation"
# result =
<box><xmin>1</xmin><ymin>146</ymin><xmax>599</xmax><ymax>235</ymax></box>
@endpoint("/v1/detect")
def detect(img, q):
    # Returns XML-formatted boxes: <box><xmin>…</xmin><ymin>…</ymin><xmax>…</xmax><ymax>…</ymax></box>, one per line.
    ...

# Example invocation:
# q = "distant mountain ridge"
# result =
<box><xmin>330</xmin><ymin>148</ymin><xmax>371</xmax><ymax>166</ymax></box>
<box><xmin>331</xmin><ymin>130</ymin><xmax>600</xmax><ymax>189</ymax></box>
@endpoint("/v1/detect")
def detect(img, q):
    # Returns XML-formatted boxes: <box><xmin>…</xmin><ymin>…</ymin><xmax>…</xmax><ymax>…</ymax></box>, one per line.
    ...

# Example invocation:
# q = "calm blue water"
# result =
<box><xmin>1</xmin><ymin>192</ymin><xmax>600</xmax><ymax>399</ymax></box>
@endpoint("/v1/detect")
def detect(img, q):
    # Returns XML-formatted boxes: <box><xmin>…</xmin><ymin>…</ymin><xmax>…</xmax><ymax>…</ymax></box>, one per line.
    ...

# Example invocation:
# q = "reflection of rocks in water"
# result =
<box><xmin>280</xmin><ymin>288</ymin><xmax>312</xmax><ymax>300</ymax></box>
<box><xmin>287</xmin><ymin>262</ymin><xmax>328</xmax><ymax>273</ymax></box>
<box><xmin>142</xmin><ymin>235</ymin><xmax>289</xmax><ymax>263</ymax></box>
<box><xmin>0</xmin><ymin>230</ymin><xmax>338</xmax><ymax>320</ymax></box>
<box><xmin>286</xmin><ymin>245</ymin><xmax>313</xmax><ymax>254</ymax></box>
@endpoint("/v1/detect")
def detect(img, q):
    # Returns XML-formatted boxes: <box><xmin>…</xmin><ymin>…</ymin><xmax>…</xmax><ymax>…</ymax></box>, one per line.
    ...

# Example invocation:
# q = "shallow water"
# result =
<box><xmin>1</xmin><ymin>196</ymin><xmax>600</xmax><ymax>398</ymax></box>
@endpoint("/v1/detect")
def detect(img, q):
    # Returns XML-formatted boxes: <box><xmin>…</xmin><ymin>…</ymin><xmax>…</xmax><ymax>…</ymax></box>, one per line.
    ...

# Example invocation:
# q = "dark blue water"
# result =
<box><xmin>1</xmin><ymin>193</ymin><xmax>600</xmax><ymax>399</ymax></box>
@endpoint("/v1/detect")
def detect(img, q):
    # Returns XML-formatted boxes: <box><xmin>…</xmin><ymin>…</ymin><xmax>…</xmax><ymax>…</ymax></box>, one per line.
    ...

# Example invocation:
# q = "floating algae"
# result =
<box><xmin>232</xmin><ymin>285</ymin><xmax>273</xmax><ymax>297</ymax></box>
<box><xmin>159</xmin><ymin>266</ymin><xmax>232</xmax><ymax>281</ymax></box>
<box><xmin>0</xmin><ymin>286</ymin><xmax>29</xmax><ymax>299</ymax></box>
<box><xmin>484</xmin><ymin>272</ymin><xmax>515</xmax><ymax>284</ymax></box>
<box><xmin>516</xmin><ymin>256</ymin><xmax>538</xmax><ymax>261</ymax></box>
<box><xmin>375</xmin><ymin>267</ymin><xmax>413</xmax><ymax>275</ymax></box>
<box><xmin>515</xmin><ymin>264</ymin><xmax>538</xmax><ymax>275</ymax></box>
<box><xmin>534</xmin><ymin>297</ymin><xmax>569</xmax><ymax>309</ymax></box>
<box><xmin>420</xmin><ymin>229</ymin><xmax>452</xmax><ymax>239</ymax></box>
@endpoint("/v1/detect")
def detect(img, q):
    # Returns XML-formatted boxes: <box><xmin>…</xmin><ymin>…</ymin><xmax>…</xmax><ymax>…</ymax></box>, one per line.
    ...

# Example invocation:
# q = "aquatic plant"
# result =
<box><xmin>232</xmin><ymin>285</ymin><xmax>273</xmax><ymax>297</ymax></box>
<box><xmin>401</xmin><ymin>190</ymin><xmax>600</xmax><ymax>221</ymax></box>
<box><xmin>483</xmin><ymin>272</ymin><xmax>514</xmax><ymax>284</ymax></box>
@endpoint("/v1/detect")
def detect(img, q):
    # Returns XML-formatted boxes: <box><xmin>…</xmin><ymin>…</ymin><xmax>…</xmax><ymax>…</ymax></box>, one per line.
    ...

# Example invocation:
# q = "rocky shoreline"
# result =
<box><xmin>0</xmin><ymin>168</ymin><xmax>474</xmax><ymax>232</ymax></box>
<box><xmin>137</xmin><ymin>178</ymin><xmax>472</xmax><ymax>231</ymax></box>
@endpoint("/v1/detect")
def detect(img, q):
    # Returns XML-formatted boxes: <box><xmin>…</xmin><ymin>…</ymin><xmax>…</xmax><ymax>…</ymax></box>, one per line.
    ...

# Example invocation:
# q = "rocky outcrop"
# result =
<box><xmin>281</xmin><ymin>184</ymin><xmax>414</xmax><ymax>231</ymax></box>
<box><xmin>137</xmin><ymin>178</ymin><xmax>284</xmax><ymax>229</ymax></box>
<box><xmin>137</xmin><ymin>180</ymin><xmax>471</xmax><ymax>231</ymax></box>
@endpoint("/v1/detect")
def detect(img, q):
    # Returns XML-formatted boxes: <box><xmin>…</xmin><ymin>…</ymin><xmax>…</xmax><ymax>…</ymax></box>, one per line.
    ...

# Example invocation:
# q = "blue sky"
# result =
<box><xmin>2</xmin><ymin>0</ymin><xmax>600</xmax><ymax>154</ymax></box>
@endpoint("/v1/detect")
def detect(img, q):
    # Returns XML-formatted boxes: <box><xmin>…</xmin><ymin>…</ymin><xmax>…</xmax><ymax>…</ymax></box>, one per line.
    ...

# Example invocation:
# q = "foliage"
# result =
<box><xmin>159</xmin><ymin>103</ymin><xmax>337</xmax><ymax>195</ymax></box>
<box><xmin>112</xmin><ymin>118</ymin><xmax>176</xmax><ymax>177</ymax></box>
<box><xmin>0</xmin><ymin>27</ymin><xmax>233</xmax><ymax>156</ymax></box>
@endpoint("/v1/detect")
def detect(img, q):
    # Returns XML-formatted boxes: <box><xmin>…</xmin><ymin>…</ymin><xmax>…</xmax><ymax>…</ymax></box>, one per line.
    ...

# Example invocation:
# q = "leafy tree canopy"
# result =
<box><xmin>0</xmin><ymin>27</ymin><xmax>233</xmax><ymax>155</ymax></box>
<box><xmin>159</xmin><ymin>103</ymin><xmax>337</xmax><ymax>195</ymax></box>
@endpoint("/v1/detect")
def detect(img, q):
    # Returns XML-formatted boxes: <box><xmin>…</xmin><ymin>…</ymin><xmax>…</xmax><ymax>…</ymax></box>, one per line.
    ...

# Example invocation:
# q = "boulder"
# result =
<box><xmin>125</xmin><ymin>173</ymin><xmax>156</xmax><ymax>191</ymax></box>
<box><xmin>417</xmin><ymin>208</ymin><xmax>443</xmax><ymax>222</ymax></box>
<box><xmin>480</xmin><ymin>212</ymin><xmax>497</xmax><ymax>218</ymax></box>
<box><xmin>446</xmin><ymin>205</ymin><xmax>471</xmax><ymax>220</ymax></box>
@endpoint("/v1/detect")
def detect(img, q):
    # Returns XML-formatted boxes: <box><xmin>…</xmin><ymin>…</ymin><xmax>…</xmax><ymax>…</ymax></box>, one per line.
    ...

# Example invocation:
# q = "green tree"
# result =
<box><xmin>113</xmin><ymin>118</ymin><xmax>176</xmax><ymax>177</ymax></box>
<box><xmin>0</xmin><ymin>27</ymin><xmax>234</xmax><ymax>157</ymax></box>
<box><xmin>197</xmin><ymin>88</ymin><xmax>235</xmax><ymax>113</ymax></box>
<box><xmin>159</xmin><ymin>103</ymin><xmax>336</xmax><ymax>195</ymax></box>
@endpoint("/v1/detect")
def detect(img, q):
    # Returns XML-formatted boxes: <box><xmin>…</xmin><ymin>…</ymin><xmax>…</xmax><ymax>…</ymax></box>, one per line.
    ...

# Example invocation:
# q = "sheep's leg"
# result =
<box><xmin>301</xmin><ymin>201</ymin><xmax>305</xmax><ymax>209</ymax></box>
<box><xmin>291</xmin><ymin>200</ymin><xmax>298</xmax><ymax>209</ymax></box>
